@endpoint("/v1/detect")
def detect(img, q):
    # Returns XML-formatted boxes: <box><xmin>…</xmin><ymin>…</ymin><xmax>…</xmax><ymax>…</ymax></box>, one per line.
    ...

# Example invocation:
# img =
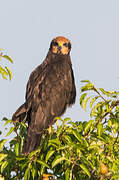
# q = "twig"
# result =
<box><xmin>93</xmin><ymin>87</ymin><xmax>107</xmax><ymax>102</ymax></box>
<box><xmin>95</xmin><ymin>100</ymin><xmax>119</xmax><ymax>127</ymax></box>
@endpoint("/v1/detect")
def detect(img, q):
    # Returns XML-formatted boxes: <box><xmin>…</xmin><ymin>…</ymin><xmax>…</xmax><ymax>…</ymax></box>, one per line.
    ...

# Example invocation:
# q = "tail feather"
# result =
<box><xmin>13</xmin><ymin>104</ymin><xmax>42</xmax><ymax>154</ymax></box>
<box><xmin>12</xmin><ymin>103</ymin><xmax>27</xmax><ymax>122</ymax></box>
<box><xmin>22</xmin><ymin>127</ymin><xmax>42</xmax><ymax>154</ymax></box>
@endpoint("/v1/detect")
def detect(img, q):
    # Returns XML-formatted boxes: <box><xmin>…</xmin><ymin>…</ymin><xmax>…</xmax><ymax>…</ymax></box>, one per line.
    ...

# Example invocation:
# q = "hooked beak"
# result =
<box><xmin>58</xmin><ymin>45</ymin><xmax>61</xmax><ymax>51</ymax></box>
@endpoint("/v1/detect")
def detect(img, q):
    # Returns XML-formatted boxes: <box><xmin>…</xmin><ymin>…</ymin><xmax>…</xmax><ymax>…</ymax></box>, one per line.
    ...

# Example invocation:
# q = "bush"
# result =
<box><xmin>0</xmin><ymin>80</ymin><xmax>119</xmax><ymax>179</ymax></box>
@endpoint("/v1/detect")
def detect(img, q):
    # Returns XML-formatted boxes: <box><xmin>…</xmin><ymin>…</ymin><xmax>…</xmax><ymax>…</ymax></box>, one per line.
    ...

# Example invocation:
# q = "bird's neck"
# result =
<box><xmin>45</xmin><ymin>51</ymin><xmax>72</xmax><ymax>66</ymax></box>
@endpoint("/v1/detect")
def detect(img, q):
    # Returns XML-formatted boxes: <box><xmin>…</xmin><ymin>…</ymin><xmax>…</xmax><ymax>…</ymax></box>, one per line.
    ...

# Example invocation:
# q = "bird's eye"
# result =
<box><xmin>53</xmin><ymin>42</ymin><xmax>58</xmax><ymax>46</ymax></box>
<box><xmin>63</xmin><ymin>43</ymin><xmax>68</xmax><ymax>47</ymax></box>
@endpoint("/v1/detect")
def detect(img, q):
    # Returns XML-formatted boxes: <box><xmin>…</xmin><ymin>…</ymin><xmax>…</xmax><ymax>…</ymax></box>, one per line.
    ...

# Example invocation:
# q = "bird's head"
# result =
<box><xmin>49</xmin><ymin>36</ymin><xmax>71</xmax><ymax>55</ymax></box>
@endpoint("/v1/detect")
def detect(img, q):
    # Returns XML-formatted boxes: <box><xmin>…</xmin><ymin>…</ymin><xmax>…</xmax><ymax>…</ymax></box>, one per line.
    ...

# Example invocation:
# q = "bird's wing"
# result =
<box><xmin>25</xmin><ymin>65</ymin><xmax>43</xmax><ymax>101</ymax></box>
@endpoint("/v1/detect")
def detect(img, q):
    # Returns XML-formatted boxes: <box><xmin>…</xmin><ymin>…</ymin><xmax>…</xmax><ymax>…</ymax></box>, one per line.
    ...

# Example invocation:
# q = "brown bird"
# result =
<box><xmin>12</xmin><ymin>36</ymin><xmax>76</xmax><ymax>154</ymax></box>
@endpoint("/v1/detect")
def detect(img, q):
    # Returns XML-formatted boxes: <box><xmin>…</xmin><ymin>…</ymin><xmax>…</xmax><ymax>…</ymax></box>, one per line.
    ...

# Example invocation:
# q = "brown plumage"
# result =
<box><xmin>12</xmin><ymin>36</ymin><xmax>76</xmax><ymax>154</ymax></box>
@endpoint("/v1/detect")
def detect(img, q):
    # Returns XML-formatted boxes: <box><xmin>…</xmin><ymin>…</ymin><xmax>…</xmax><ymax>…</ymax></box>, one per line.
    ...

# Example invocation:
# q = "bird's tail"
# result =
<box><xmin>13</xmin><ymin>104</ymin><xmax>42</xmax><ymax>154</ymax></box>
<box><xmin>12</xmin><ymin>103</ymin><xmax>27</xmax><ymax>122</ymax></box>
<box><xmin>22</xmin><ymin>127</ymin><xmax>42</xmax><ymax>154</ymax></box>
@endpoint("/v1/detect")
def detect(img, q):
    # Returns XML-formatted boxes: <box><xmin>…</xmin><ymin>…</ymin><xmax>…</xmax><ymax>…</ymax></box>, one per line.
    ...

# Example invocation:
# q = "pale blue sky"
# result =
<box><xmin>1</xmin><ymin>0</ymin><xmax>119</xmax><ymax>138</ymax></box>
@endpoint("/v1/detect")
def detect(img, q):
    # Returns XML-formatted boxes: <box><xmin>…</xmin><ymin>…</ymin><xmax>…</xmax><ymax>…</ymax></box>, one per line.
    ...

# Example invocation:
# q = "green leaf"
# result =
<box><xmin>57</xmin><ymin>145</ymin><xmax>70</xmax><ymax>151</ymax></box>
<box><xmin>90</xmin><ymin>96</ymin><xmax>99</xmax><ymax>108</ymax></box>
<box><xmin>57</xmin><ymin>125</ymin><xmax>63</xmax><ymax>137</ymax></box>
<box><xmin>105</xmin><ymin>101</ymin><xmax>111</xmax><ymax>112</ymax></box>
<box><xmin>0</xmin><ymin>66</ymin><xmax>8</xmax><ymax>80</ymax></box>
<box><xmin>21</xmin><ymin>122</ymin><xmax>27</xmax><ymax>128</ymax></box>
<box><xmin>80</xmin><ymin>164</ymin><xmax>90</xmax><ymax>177</ymax></box>
<box><xmin>68</xmin><ymin>121</ymin><xmax>78</xmax><ymax>128</ymax></box>
<box><xmin>40</xmin><ymin>149</ymin><xmax>53</xmax><ymax>175</ymax></box>
<box><xmin>100</xmin><ymin>88</ymin><xmax>119</xmax><ymax>98</ymax></box>
<box><xmin>48</xmin><ymin>139</ymin><xmax>61</xmax><ymax>147</ymax></box>
<box><xmin>84</xmin><ymin>120</ymin><xmax>93</xmax><ymax>133</ymax></box>
<box><xmin>28</xmin><ymin>148</ymin><xmax>41</xmax><ymax>158</ymax></box>
<box><xmin>0</xmin><ymin>74</ymin><xmax>7</xmax><ymax>80</ymax></box>
<box><xmin>5</xmin><ymin>127</ymin><xmax>14</xmax><ymax>137</ymax></box>
<box><xmin>45</xmin><ymin>150</ymin><xmax>55</xmax><ymax>162</ymax></box>
<box><xmin>97</xmin><ymin>122</ymin><xmax>103</xmax><ymax>137</ymax></box>
<box><xmin>83</xmin><ymin>96</ymin><xmax>91</xmax><ymax>111</ymax></box>
<box><xmin>111</xmin><ymin>174</ymin><xmax>119</xmax><ymax>180</ymax></box>
<box><xmin>1</xmin><ymin>161</ymin><xmax>8</xmax><ymax>173</ymax></box>
<box><xmin>80</xmin><ymin>93</ymin><xmax>87</xmax><ymax>108</ymax></box>
<box><xmin>31</xmin><ymin>166</ymin><xmax>36</xmax><ymax>180</ymax></box>
<box><xmin>63</xmin><ymin>117</ymin><xmax>71</xmax><ymax>125</ymax></box>
<box><xmin>0</xmin><ymin>139</ymin><xmax>7</xmax><ymax>151</ymax></box>
<box><xmin>90</xmin><ymin>102</ymin><xmax>103</xmax><ymax>117</ymax></box>
<box><xmin>72</xmin><ymin>129</ymin><xmax>82</xmax><ymax>142</ymax></box>
<box><xmin>24</xmin><ymin>168</ymin><xmax>30</xmax><ymax>180</ymax></box>
<box><xmin>37</xmin><ymin>160</ymin><xmax>50</xmax><ymax>168</ymax></box>
<box><xmin>5</xmin><ymin>66</ymin><xmax>12</xmax><ymax>80</ymax></box>
<box><xmin>4</xmin><ymin>119</ymin><xmax>12</xmax><ymax>126</ymax></box>
<box><xmin>0</xmin><ymin>154</ymin><xmax>7</xmax><ymax>162</ymax></box>
<box><xmin>100</xmin><ymin>88</ymin><xmax>108</xmax><ymax>95</ymax></box>
<box><xmin>63</xmin><ymin>135</ymin><xmax>72</xmax><ymax>143</ymax></box>
<box><xmin>20</xmin><ymin>136</ymin><xmax>24</xmax><ymax>153</ymax></box>
<box><xmin>108</xmin><ymin>119</ymin><xmax>112</xmax><ymax>127</ymax></box>
<box><xmin>21</xmin><ymin>162</ymin><xmax>29</xmax><ymax>170</ymax></box>
<box><xmin>88</xmin><ymin>144</ymin><xmax>99</xmax><ymax>151</ymax></box>
<box><xmin>2</xmin><ymin>117</ymin><xmax>9</xmax><ymax>121</ymax></box>
<box><xmin>55</xmin><ymin>117</ymin><xmax>63</xmax><ymax>121</ymax></box>
<box><xmin>16</xmin><ymin>157</ymin><xmax>26</xmax><ymax>161</ymax></box>
<box><xmin>81</xmin><ymin>83</ymin><xmax>94</xmax><ymax>92</ymax></box>
<box><xmin>65</xmin><ymin>169</ymin><xmax>70</xmax><ymax>180</ymax></box>
<box><xmin>0</xmin><ymin>66</ymin><xmax>8</xmax><ymax>75</ymax></box>
<box><xmin>81</xmin><ymin>80</ymin><xmax>91</xmax><ymax>83</ymax></box>
<box><xmin>14</xmin><ymin>142</ymin><xmax>19</xmax><ymax>156</ymax></box>
<box><xmin>52</xmin><ymin>155</ymin><xmax>65</xmax><ymax>168</ymax></box>
<box><xmin>3</xmin><ymin>55</ymin><xmax>13</xmax><ymax>63</ymax></box>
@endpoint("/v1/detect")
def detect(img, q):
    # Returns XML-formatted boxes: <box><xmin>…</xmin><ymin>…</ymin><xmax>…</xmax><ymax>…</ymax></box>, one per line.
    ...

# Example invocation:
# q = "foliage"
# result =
<box><xmin>1</xmin><ymin>80</ymin><xmax>119</xmax><ymax>179</ymax></box>
<box><xmin>0</xmin><ymin>49</ymin><xmax>13</xmax><ymax>80</ymax></box>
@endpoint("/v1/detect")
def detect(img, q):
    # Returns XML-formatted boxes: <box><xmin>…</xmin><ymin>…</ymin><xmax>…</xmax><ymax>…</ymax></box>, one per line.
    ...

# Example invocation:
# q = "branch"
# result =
<box><xmin>93</xmin><ymin>87</ymin><xmax>107</xmax><ymax>102</ymax></box>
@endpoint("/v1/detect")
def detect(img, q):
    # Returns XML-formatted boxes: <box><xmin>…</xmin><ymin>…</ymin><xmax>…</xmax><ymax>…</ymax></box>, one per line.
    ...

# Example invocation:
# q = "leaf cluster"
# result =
<box><xmin>0</xmin><ymin>49</ymin><xmax>13</xmax><ymax>80</ymax></box>
<box><xmin>0</xmin><ymin>80</ymin><xmax>119</xmax><ymax>179</ymax></box>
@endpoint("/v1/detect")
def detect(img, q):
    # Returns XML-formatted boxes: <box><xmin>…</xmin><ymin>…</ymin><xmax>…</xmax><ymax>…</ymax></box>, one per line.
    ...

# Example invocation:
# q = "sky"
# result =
<box><xmin>1</xmin><ymin>0</ymin><xmax>119</xmax><ymax>139</ymax></box>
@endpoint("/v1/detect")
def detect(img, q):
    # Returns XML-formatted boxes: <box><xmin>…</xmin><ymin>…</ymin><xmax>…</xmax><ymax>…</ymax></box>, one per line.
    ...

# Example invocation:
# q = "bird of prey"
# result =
<box><xmin>12</xmin><ymin>36</ymin><xmax>76</xmax><ymax>154</ymax></box>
